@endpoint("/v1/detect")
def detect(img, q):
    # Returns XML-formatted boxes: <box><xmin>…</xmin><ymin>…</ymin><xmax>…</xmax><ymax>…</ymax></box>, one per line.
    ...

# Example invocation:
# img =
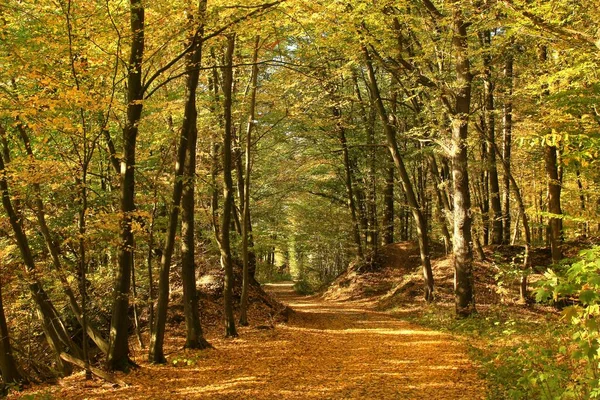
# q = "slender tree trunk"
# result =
<box><xmin>545</xmin><ymin>143</ymin><xmax>563</xmax><ymax>262</ymax></box>
<box><xmin>363</xmin><ymin>45</ymin><xmax>434</xmax><ymax>301</ymax></box>
<box><xmin>0</xmin><ymin>280</ymin><xmax>23</xmax><ymax>385</ymax></box>
<box><xmin>490</xmin><ymin>134</ymin><xmax>532</xmax><ymax>302</ymax></box>
<box><xmin>0</xmin><ymin>154</ymin><xmax>76</xmax><ymax>376</ymax></box>
<box><xmin>429</xmin><ymin>156</ymin><xmax>452</xmax><ymax>254</ymax></box>
<box><xmin>108</xmin><ymin>0</ymin><xmax>145</xmax><ymax>371</ymax></box>
<box><xmin>335</xmin><ymin>107</ymin><xmax>364</xmax><ymax>259</ymax></box>
<box><xmin>15</xmin><ymin>124</ymin><xmax>108</xmax><ymax>354</ymax></box>
<box><xmin>78</xmin><ymin>161</ymin><xmax>91</xmax><ymax>380</ymax></box>
<box><xmin>240</xmin><ymin>36</ymin><xmax>260</xmax><ymax>326</ymax></box>
<box><xmin>382</xmin><ymin>160</ymin><xmax>394</xmax><ymax>245</ymax></box>
<box><xmin>480</xmin><ymin>139</ymin><xmax>490</xmax><ymax>246</ymax></box>
<box><xmin>150</xmin><ymin>0</ymin><xmax>209</xmax><ymax>361</ymax></box>
<box><xmin>538</xmin><ymin>45</ymin><xmax>562</xmax><ymax>263</ymax></box>
<box><xmin>220</xmin><ymin>34</ymin><xmax>238</xmax><ymax>338</ymax></box>
<box><xmin>576</xmin><ymin>169</ymin><xmax>587</xmax><ymax>237</ymax></box>
<box><xmin>451</xmin><ymin>5</ymin><xmax>476</xmax><ymax>316</ymax></box>
<box><xmin>502</xmin><ymin>51</ymin><xmax>513</xmax><ymax>244</ymax></box>
<box><xmin>480</xmin><ymin>30</ymin><xmax>503</xmax><ymax>245</ymax></box>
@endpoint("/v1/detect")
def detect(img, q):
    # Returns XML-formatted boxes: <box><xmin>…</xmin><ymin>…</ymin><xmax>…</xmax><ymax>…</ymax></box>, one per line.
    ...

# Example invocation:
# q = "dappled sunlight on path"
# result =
<box><xmin>13</xmin><ymin>282</ymin><xmax>485</xmax><ymax>399</ymax></box>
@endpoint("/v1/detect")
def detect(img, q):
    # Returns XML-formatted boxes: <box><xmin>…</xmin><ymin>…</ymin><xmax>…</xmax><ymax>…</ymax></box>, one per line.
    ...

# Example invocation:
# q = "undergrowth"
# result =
<box><xmin>403</xmin><ymin>304</ymin><xmax>579</xmax><ymax>399</ymax></box>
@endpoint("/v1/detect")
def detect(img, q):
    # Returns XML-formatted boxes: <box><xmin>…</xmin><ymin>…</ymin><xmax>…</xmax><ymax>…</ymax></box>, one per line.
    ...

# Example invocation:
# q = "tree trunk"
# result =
<box><xmin>0</xmin><ymin>281</ymin><xmax>23</xmax><ymax>385</ymax></box>
<box><xmin>108</xmin><ymin>0</ymin><xmax>145</xmax><ymax>371</ymax></box>
<box><xmin>545</xmin><ymin>143</ymin><xmax>563</xmax><ymax>263</ymax></box>
<box><xmin>240</xmin><ymin>36</ymin><xmax>260</xmax><ymax>327</ymax></box>
<box><xmin>429</xmin><ymin>156</ymin><xmax>452</xmax><ymax>254</ymax></box>
<box><xmin>576</xmin><ymin>169</ymin><xmax>587</xmax><ymax>237</ymax></box>
<box><xmin>480</xmin><ymin>30</ymin><xmax>503</xmax><ymax>245</ymax></box>
<box><xmin>451</xmin><ymin>5</ymin><xmax>476</xmax><ymax>317</ymax></box>
<box><xmin>363</xmin><ymin>45</ymin><xmax>434</xmax><ymax>301</ymax></box>
<box><xmin>220</xmin><ymin>34</ymin><xmax>238</xmax><ymax>338</ymax></box>
<box><xmin>181</xmin><ymin>0</ymin><xmax>210</xmax><ymax>350</ymax></box>
<box><xmin>502</xmin><ymin>51</ymin><xmax>513</xmax><ymax>245</ymax></box>
<box><xmin>335</xmin><ymin>107</ymin><xmax>364</xmax><ymax>259</ymax></box>
<box><xmin>382</xmin><ymin>160</ymin><xmax>394</xmax><ymax>245</ymax></box>
<box><xmin>15</xmin><ymin>124</ymin><xmax>108</xmax><ymax>354</ymax></box>
<box><xmin>353</xmin><ymin>74</ymin><xmax>377</xmax><ymax>250</ymax></box>
<box><xmin>150</xmin><ymin>0</ymin><xmax>209</xmax><ymax>361</ymax></box>
<box><xmin>537</xmin><ymin>45</ymin><xmax>562</xmax><ymax>263</ymax></box>
<box><xmin>0</xmin><ymin>153</ymin><xmax>76</xmax><ymax>376</ymax></box>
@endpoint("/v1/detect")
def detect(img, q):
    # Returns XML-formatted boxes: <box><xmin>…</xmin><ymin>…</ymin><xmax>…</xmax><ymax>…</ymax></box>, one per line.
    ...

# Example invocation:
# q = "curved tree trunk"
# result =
<box><xmin>0</xmin><ymin>153</ymin><xmax>77</xmax><ymax>376</ymax></box>
<box><xmin>363</xmin><ymin>45</ymin><xmax>434</xmax><ymax>302</ymax></box>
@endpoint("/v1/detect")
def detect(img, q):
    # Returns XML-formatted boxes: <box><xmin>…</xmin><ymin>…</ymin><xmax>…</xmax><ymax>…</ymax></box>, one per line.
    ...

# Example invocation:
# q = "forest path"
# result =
<box><xmin>14</xmin><ymin>282</ymin><xmax>485</xmax><ymax>400</ymax></box>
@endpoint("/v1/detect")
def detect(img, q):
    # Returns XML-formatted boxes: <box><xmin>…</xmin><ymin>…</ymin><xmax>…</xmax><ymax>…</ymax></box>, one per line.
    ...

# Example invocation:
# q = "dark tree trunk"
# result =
<box><xmin>0</xmin><ymin>282</ymin><xmax>23</xmax><ymax>385</ymax></box>
<box><xmin>0</xmin><ymin>154</ymin><xmax>76</xmax><ymax>376</ymax></box>
<box><xmin>335</xmin><ymin>107</ymin><xmax>364</xmax><ymax>259</ymax></box>
<box><xmin>220</xmin><ymin>34</ymin><xmax>238</xmax><ymax>338</ymax></box>
<box><xmin>545</xmin><ymin>143</ymin><xmax>563</xmax><ymax>262</ymax></box>
<box><xmin>354</xmin><ymin>74</ymin><xmax>377</xmax><ymax>250</ymax></box>
<box><xmin>148</xmin><ymin>30</ymin><xmax>191</xmax><ymax>363</ymax></box>
<box><xmin>480</xmin><ymin>30</ymin><xmax>503</xmax><ymax>245</ymax></box>
<box><xmin>240</xmin><ymin>36</ymin><xmax>260</xmax><ymax>327</ymax></box>
<box><xmin>108</xmin><ymin>0</ymin><xmax>145</xmax><ymax>372</ymax></box>
<box><xmin>576</xmin><ymin>169</ymin><xmax>587</xmax><ymax>236</ymax></box>
<box><xmin>181</xmin><ymin>0</ymin><xmax>209</xmax><ymax>350</ymax></box>
<box><xmin>451</xmin><ymin>5</ymin><xmax>476</xmax><ymax>317</ymax></box>
<box><xmin>502</xmin><ymin>51</ymin><xmax>513</xmax><ymax>245</ymax></box>
<box><xmin>538</xmin><ymin>45</ymin><xmax>562</xmax><ymax>263</ymax></box>
<box><xmin>382</xmin><ymin>160</ymin><xmax>394</xmax><ymax>245</ymax></box>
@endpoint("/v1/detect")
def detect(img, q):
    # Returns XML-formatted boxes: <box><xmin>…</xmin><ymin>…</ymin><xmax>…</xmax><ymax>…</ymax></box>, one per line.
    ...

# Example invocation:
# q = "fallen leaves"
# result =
<box><xmin>10</xmin><ymin>283</ymin><xmax>485</xmax><ymax>399</ymax></box>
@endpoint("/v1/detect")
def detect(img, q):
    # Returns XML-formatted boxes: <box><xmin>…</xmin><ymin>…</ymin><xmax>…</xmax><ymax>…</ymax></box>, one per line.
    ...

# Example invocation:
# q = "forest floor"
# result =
<box><xmin>11</xmin><ymin>281</ymin><xmax>485</xmax><ymax>399</ymax></box>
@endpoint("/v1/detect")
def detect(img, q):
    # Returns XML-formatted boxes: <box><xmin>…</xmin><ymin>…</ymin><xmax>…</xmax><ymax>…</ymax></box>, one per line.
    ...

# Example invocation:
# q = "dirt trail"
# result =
<box><xmin>13</xmin><ymin>283</ymin><xmax>485</xmax><ymax>399</ymax></box>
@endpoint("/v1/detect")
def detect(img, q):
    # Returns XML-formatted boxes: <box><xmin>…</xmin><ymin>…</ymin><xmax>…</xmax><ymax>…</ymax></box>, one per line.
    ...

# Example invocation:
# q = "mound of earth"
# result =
<box><xmin>378</xmin><ymin>241</ymin><xmax>594</xmax><ymax>309</ymax></box>
<box><xmin>166</xmin><ymin>265</ymin><xmax>291</xmax><ymax>336</ymax></box>
<box><xmin>323</xmin><ymin>242</ymin><xmax>427</xmax><ymax>301</ymax></box>
<box><xmin>322</xmin><ymin>240</ymin><xmax>596</xmax><ymax>310</ymax></box>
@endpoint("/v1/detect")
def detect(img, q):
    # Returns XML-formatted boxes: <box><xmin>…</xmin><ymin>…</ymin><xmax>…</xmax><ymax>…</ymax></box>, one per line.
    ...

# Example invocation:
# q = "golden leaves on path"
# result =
<box><xmin>11</xmin><ymin>283</ymin><xmax>485</xmax><ymax>399</ymax></box>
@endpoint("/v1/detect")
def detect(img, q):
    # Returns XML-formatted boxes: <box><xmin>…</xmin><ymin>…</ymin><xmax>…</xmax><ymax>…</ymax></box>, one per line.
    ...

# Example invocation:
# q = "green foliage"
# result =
<box><xmin>293</xmin><ymin>278</ymin><xmax>315</xmax><ymax>295</ymax></box>
<box><xmin>171</xmin><ymin>354</ymin><xmax>207</xmax><ymax>367</ymax></box>
<box><xmin>409</xmin><ymin>306</ymin><xmax>577</xmax><ymax>399</ymax></box>
<box><xmin>534</xmin><ymin>246</ymin><xmax>600</xmax><ymax>398</ymax></box>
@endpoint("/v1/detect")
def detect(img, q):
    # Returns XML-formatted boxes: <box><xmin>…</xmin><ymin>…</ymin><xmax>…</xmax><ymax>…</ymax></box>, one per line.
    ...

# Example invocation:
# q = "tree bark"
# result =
<box><xmin>240</xmin><ymin>36</ymin><xmax>260</xmax><ymax>327</ymax></box>
<box><xmin>0</xmin><ymin>281</ymin><xmax>23</xmax><ymax>385</ymax></box>
<box><xmin>538</xmin><ymin>45</ymin><xmax>562</xmax><ymax>263</ymax></box>
<box><xmin>545</xmin><ymin>143</ymin><xmax>563</xmax><ymax>262</ymax></box>
<box><xmin>181</xmin><ymin>0</ymin><xmax>210</xmax><ymax>351</ymax></box>
<box><xmin>220</xmin><ymin>34</ymin><xmax>238</xmax><ymax>338</ymax></box>
<box><xmin>451</xmin><ymin>4</ymin><xmax>475</xmax><ymax>316</ymax></box>
<box><xmin>335</xmin><ymin>107</ymin><xmax>364</xmax><ymax>260</ymax></box>
<box><xmin>481</xmin><ymin>30</ymin><xmax>503</xmax><ymax>245</ymax></box>
<box><xmin>502</xmin><ymin>51</ymin><xmax>513</xmax><ymax>244</ymax></box>
<box><xmin>382</xmin><ymin>160</ymin><xmax>394</xmax><ymax>245</ymax></box>
<box><xmin>108</xmin><ymin>0</ymin><xmax>145</xmax><ymax>371</ymax></box>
